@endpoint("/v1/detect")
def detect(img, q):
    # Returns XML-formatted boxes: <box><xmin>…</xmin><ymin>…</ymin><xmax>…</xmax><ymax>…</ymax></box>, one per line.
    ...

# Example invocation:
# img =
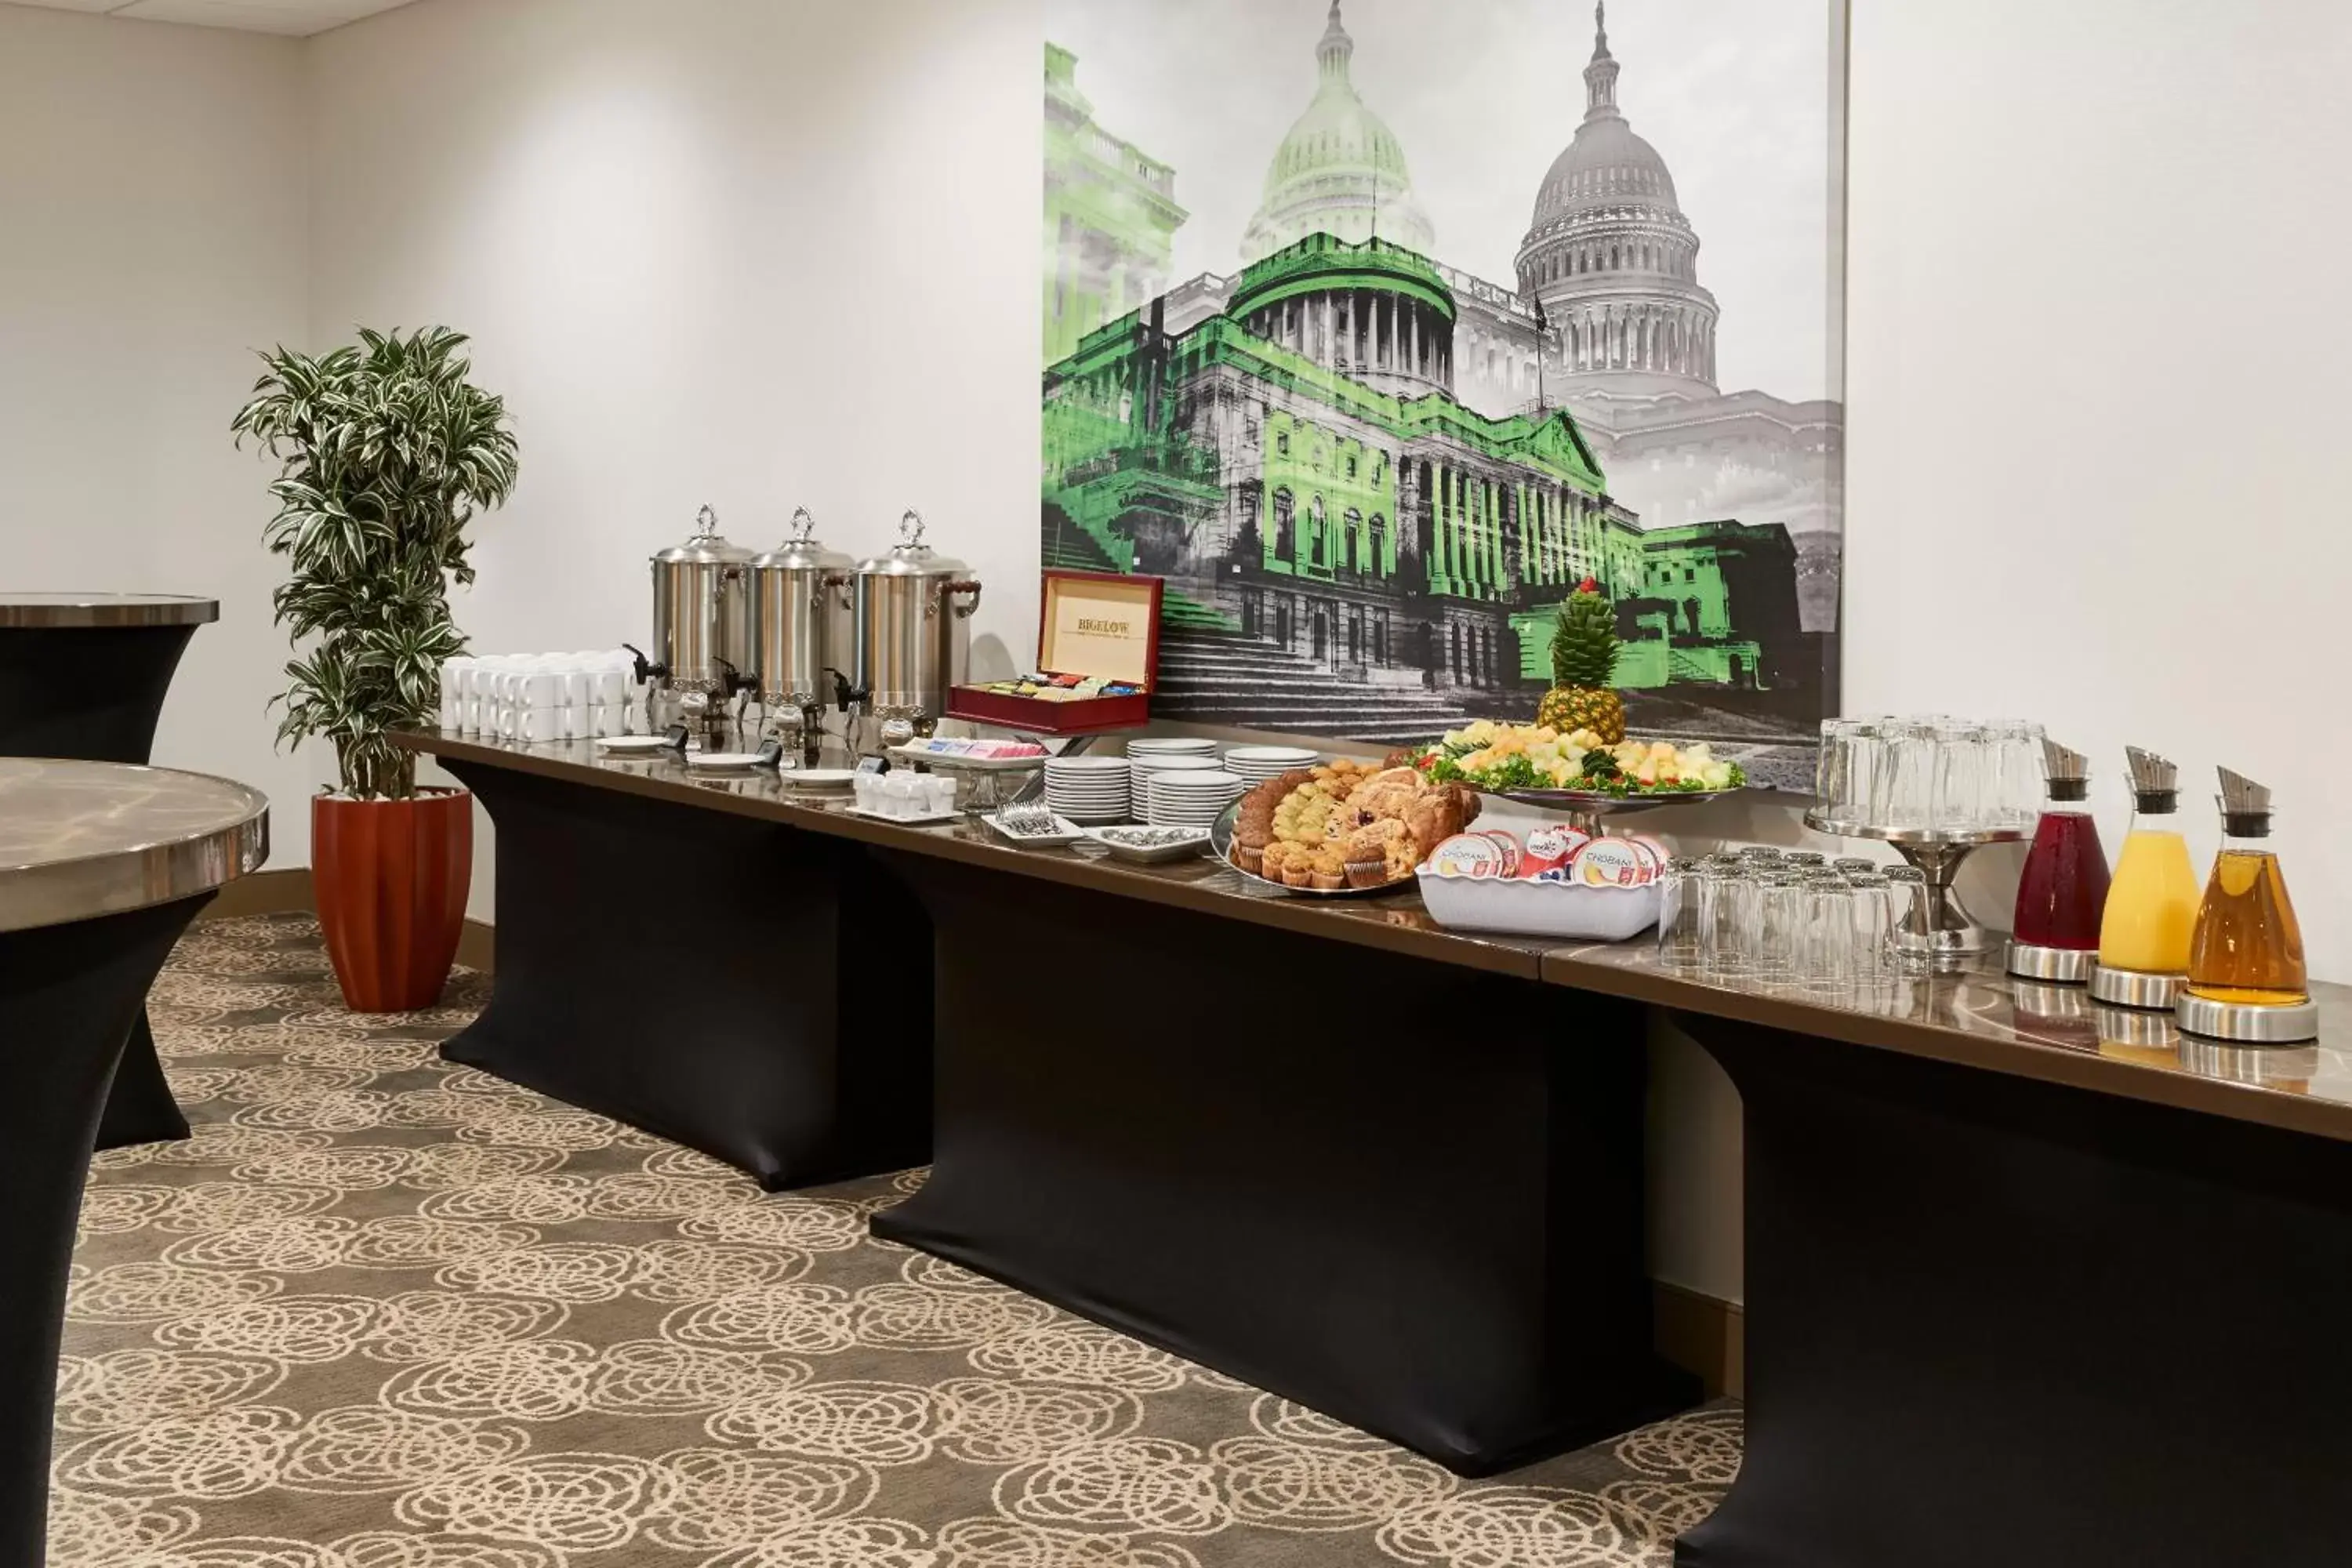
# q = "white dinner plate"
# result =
<box><xmin>595</xmin><ymin>735</ymin><xmax>675</xmax><ymax>753</ymax></box>
<box><xmin>686</xmin><ymin>752</ymin><xmax>765</xmax><ymax>770</ymax></box>
<box><xmin>780</xmin><ymin>769</ymin><xmax>859</xmax><ymax>787</ymax></box>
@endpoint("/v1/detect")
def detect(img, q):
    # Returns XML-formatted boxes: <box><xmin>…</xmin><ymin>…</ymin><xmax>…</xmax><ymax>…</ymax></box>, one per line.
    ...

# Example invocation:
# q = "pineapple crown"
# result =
<box><xmin>1550</xmin><ymin>579</ymin><xmax>1621</xmax><ymax>687</ymax></box>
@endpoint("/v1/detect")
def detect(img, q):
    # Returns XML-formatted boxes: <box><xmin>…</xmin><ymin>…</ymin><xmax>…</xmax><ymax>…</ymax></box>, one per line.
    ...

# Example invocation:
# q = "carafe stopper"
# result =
<box><xmin>2124</xmin><ymin>746</ymin><xmax>2179</xmax><ymax>814</ymax></box>
<box><xmin>2217</xmin><ymin>766</ymin><xmax>2273</xmax><ymax>838</ymax></box>
<box><xmin>2041</xmin><ymin>739</ymin><xmax>2090</xmax><ymax>802</ymax></box>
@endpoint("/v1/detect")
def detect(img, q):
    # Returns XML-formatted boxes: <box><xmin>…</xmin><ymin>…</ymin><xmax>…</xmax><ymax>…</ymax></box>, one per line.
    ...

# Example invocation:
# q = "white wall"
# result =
<box><xmin>1843</xmin><ymin>0</ymin><xmax>2352</xmax><ymax>979</ymax></box>
<box><xmin>305</xmin><ymin>0</ymin><xmax>1042</xmax><ymax>686</ymax></box>
<box><xmin>0</xmin><ymin>3</ymin><xmax>318</xmax><ymax>858</ymax></box>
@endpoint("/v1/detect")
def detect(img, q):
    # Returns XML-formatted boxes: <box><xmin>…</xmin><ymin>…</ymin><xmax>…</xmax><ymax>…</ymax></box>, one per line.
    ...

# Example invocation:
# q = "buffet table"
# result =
<box><xmin>393</xmin><ymin>730</ymin><xmax>2352</xmax><ymax>1550</ymax></box>
<box><xmin>396</xmin><ymin>728</ymin><xmax>1693</xmax><ymax>1475</ymax></box>
<box><xmin>1537</xmin><ymin>949</ymin><xmax>2352</xmax><ymax>1568</ymax></box>
<box><xmin>0</xmin><ymin>757</ymin><xmax>267</xmax><ymax>1568</ymax></box>
<box><xmin>426</xmin><ymin>751</ymin><xmax>934</xmax><ymax>1192</ymax></box>
<box><xmin>1</xmin><ymin>591</ymin><xmax>220</xmax><ymax>1149</ymax></box>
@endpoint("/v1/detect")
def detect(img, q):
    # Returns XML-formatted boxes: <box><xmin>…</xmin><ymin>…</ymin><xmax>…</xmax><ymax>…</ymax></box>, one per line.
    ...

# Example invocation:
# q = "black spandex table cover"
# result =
<box><xmin>871</xmin><ymin>851</ymin><xmax>1697</xmax><ymax>1476</ymax></box>
<box><xmin>1670</xmin><ymin>1013</ymin><xmax>2352</xmax><ymax>1568</ymax></box>
<box><xmin>0</xmin><ymin>898</ymin><xmax>211</xmax><ymax>1566</ymax></box>
<box><xmin>0</xmin><ymin>608</ymin><xmax>212</xmax><ymax>1149</ymax></box>
<box><xmin>435</xmin><ymin>758</ymin><xmax>933</xmax><ymax>1190</ymax></box>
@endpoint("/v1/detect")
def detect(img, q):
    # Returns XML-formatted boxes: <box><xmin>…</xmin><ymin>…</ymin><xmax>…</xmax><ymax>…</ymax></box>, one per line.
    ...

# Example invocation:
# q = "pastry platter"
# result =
<box><xmin>1209</xmin><ymin>801</ymin><xmax>1413</xmax><ymax>899</ymax></box>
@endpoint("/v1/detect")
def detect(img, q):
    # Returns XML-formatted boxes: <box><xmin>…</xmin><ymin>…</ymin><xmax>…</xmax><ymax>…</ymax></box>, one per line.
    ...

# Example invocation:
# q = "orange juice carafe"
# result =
<box><xmin>2091</xmin><ymin>746</ymin><xmax>2200</xmax><ymax>1010</ymax></box>
<box><xmin>2176</xmin><ymin>768</ymin><xmax>2318</xmax><ymax>1044</ymax></box>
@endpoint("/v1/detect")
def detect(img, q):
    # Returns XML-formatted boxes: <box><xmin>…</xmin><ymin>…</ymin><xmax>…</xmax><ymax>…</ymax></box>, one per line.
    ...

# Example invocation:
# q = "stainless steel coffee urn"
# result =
<box><xmin>648</xmin><ymin>504</ymin><xmax>755</xmax><ymax>738</ymax></box>
<box><xmin>747</xmin><ymin>506</ymin><xmax>853</xmax><ymax>742</ymax></box>
<box><xmin>851</xmin><ymin>509</ymin><xmax>982</xmax><ymax>746</ymax></box>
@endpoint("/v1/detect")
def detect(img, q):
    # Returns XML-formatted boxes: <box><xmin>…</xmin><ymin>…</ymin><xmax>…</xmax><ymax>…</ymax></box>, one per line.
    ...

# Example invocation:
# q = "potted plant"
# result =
<box><xmin>233</xmin><ymin>327</ymin><xmax>519</xmax><ymax>1012</ymax></box>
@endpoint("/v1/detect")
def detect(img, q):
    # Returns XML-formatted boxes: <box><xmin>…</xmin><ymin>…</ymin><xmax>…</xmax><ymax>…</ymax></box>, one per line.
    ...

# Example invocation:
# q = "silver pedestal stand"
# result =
<box><xmin>1491</xmin><ymin>786</ymin><xmax>1747</xmax><ymax>840</ymax></box>
<box><xmin>1803</xmin><ymin>811</ymin><xmax>2024</xmax><ymax>962</ymax></box>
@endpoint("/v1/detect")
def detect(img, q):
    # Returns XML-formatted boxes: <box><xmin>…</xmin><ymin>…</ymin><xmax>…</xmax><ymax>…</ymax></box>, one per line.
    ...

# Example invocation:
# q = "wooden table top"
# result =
<box><xmin>397</xmin><ymin>728</ymin><xmax>2352</xmax><ymax>1142</ymax></box>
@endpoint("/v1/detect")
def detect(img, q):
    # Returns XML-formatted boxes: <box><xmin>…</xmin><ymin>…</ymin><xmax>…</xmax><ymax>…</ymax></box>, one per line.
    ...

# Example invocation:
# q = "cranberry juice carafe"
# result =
<box><xmin>2178</xmin><ymin>768</ymin><xmax>2316</xmax><ymax>1041</ymax></box>
<box><xmin>2006</xmin><ymin>739</ymin><xmax>2111</xmax><ymax>984</ymax></box>
<box><xmin>2091</xmin><ymin>746</ymin><xmax>2200</xmax><ymax>1009</ymax></box>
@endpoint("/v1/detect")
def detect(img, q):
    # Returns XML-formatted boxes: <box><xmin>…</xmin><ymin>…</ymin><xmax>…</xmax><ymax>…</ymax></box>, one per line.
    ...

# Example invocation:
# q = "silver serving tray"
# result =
<box><xmin>1207</xmin><ymin>801</ymin><xmax>1411</xmax><ymax>898</ymax></box>
<box><xmin>1483</xmin><ymin>783</ymin><xmax>1748</xmax><ymax>814</ymax></box>
<box><xmin>1081</xmin><ymin>826</ymin><xmax>1214</xmax><ymax>865</ymax></box>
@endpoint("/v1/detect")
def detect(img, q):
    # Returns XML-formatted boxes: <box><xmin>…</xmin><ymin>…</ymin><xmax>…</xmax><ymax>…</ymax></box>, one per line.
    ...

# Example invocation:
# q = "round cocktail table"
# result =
<box><xmin>0</xmin><ymin>592</ymin><xmax>221</xmax><ymax>1149</ymax></box>
<box><xmin>0</xmin><ymin>757</ymin><xmax>266</xmax><ymax>1566</ymax></box>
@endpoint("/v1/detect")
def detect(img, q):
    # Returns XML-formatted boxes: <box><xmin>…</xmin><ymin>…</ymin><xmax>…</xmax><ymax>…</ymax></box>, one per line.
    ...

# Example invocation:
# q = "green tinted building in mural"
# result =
<box><xmin>1043</xmin><ymin>44</ymin><xmax>1185</xmax><ymax>368</ymax></box>
<box><xmin>1040</xmin><ymin>17</ymin><xmax>1809</xmax><ymax>742</ymax></box>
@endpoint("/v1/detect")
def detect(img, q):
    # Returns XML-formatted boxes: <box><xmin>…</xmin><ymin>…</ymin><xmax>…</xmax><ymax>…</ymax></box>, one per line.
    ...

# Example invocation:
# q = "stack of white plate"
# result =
<box><xmin>1223</xmin><ymin>744</ymin><xmax>1320</xmax><ymax>786</ymax></box>
<box><xmin>1147</xmin><ymin>768</ymin><xmax>1245</xmax><ymax>830</ymax></box>
<box><xmin>1127</xmin><ymin>753</ymin><xmax>1222</xmax><ymax>822</ymax></box>
<box><xmin>1126</xmin><ymin>737</ymin><xmax>1218</xmax><ymax>761</ymax></box>
<box><xmin>1043</xmin><ymin>756</ymin><xmax>1132</xmax><ymax>824</ymax></box>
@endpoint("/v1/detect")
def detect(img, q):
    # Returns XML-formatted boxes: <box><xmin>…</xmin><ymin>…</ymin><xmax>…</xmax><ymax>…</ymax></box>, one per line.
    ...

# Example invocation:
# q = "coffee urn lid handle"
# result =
<box><xmin>692</xmin><ymin>503</ymin><xmax>722</xmax><ymax>540</ymax></box>
<box><xmin>788</xmin><ymin>506</ymin><xmax>817</xmax><ymax>543</ymax></box>
<box><xmin>899</xmin><ymin>509</ymin><xmax>925</xmax><ymax>548</ymax></box>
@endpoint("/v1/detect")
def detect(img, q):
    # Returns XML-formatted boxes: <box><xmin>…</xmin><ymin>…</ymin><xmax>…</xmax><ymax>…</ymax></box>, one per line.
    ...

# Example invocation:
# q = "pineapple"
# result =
<box><xmin>1535</xmin><ymin>578</ymin><xmax>1625</xmax><ymax>743</ymax></box>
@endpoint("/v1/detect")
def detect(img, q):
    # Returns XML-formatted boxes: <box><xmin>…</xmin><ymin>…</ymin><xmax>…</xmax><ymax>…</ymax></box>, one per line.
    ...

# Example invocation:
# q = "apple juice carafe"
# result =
<box><xmin>2007</xmin><ymin>739</ymin><xmax>2111</xmax><ymax>983</ymax></box>
<box><xmin>2185</xmin><ymin>768</ymin><xmax>2307</xmax><ymax>1009</ymax></box>
<box><xmin>2092</xmin><ymin>746</ymin><xmax>2200</xmax><ymax>1007</ymax></box>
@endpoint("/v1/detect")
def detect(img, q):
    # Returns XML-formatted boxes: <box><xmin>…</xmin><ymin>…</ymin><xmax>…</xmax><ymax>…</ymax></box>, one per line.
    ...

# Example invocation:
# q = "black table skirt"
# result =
<box><xmin>0</xmin><ymin>622</ymin><xmax>201</xmax><ymax>1150</ymax></box>
<box><xmin>437</xmin><ymin>759</ymin><xmax>933</xmax><ymax>1190</ymax></box>
<box><xmin>872</xmin><ymin>851</ymin><xmax>1697</xmax><ymax>1476</ymax></box>
<box><xmin>1674</xmin><ymin>1014</ymin><xmax>2352</xmax><ymax>1568</ymax></box>
<box><xmin>0</xmin><ymin>893</ymin><xmax>212</xmax><ymax>1566</ymax></box>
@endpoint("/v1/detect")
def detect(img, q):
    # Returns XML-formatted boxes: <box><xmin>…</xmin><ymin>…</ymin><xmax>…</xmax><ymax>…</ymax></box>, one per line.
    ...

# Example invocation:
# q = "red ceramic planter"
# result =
<box><xmin>311</xmin><ymin>787</ymin><xmax>471</xmax><ymax>1013</ymax></box>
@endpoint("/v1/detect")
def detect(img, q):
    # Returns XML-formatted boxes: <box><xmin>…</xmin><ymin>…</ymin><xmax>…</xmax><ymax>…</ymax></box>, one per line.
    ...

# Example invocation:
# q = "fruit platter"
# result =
<box><xmin>1415</xmin><ymin>578</ymin><xmax>1744</xmax><ymax>829</ymax></box>
<box><xmin>1405</xmin><ymin>720</ymin><xmax>1745</xmax><ymax>810</ymax></box>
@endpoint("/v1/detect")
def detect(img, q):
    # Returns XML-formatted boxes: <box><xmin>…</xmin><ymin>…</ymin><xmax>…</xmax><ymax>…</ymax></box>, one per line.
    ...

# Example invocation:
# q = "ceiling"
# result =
<box><xmin>11</xmin><ymin>0</ymin><xmax>418</xmax><ymax>36</ymax></box>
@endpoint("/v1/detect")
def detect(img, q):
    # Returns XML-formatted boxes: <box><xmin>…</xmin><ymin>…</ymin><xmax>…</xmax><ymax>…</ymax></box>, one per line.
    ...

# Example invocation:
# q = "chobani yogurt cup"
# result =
<box><xmin>1427</xmin><ymin>833</ymin><xmax>1506</xmax><ymax>879</ymax></box>
<box><xmin>1564</xmin><ymin>837</ymin><xmax>1656</xmax><ymax>889</ymax></box>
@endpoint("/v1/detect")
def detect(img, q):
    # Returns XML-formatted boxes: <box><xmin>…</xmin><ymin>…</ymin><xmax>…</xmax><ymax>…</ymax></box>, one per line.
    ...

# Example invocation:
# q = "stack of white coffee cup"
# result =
<box><xmin>440</xmin><ymin>652</ymin><xmax>644</xmax><ymax>742</ymax></box>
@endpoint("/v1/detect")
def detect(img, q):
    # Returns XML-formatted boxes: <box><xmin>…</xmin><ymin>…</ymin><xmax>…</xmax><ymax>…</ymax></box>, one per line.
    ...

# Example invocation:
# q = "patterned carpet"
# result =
<box><xmin>56</xmin><ymin>914</ymin><xmax>1740</xmax><ymax>1567</ymax></box>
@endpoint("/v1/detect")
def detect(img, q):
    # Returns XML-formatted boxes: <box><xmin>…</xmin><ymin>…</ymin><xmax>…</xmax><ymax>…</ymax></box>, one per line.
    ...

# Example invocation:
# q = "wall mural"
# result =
<box><xmin>1043</xmin><ymin>0</ymin><xmax>1845</xmax><ymax>787</ymax></box>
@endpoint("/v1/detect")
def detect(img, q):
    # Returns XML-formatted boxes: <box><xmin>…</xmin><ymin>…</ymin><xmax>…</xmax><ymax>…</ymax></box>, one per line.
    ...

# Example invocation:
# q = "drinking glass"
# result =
<box><xmin>1846</xmin><ymin>871</ymin><xmax>1895</xmax><ymax>978</ymax></box>
<box><xmin>1784</xmin><ymin>850</ymin><xmax>1827</xmax><ymax>870</ymax></box>
<box><xmin>1984</xmin><ymin>719</ymin><xmax>2045</xmax><ymax>829</ymax></box>
<box><xmin>1814</xmin><ymin>719</ymin><xmax>1842</xmax><ymax>821</ymax></box>
<box><xmin>1874</xmin><ymin>718</ymin><xmax>1936</xmax><ymax>831</ymax></box>
<box><xmin>1932</xmin><ymin>719</ymin><xmax>1987</xmax><ymax>832</ymax></box>
<box><xmin>1884</xmin><ymin>866</ymin><xmax>1932</xmax><ymax>969</ymax></box>
<box><xmin>1798</xmin><ymin>873</ymin><xmax>1857</xmax><ymax>993</ymax></box>
<box><xmin>1832</xmin><ymin>856</ymin><xmax>1880</xmax><ymax>878</ymax></box>
<box><xmin>1751</xmin><ymin>868</ymin><xmax>1804</xmax><ymax>985</ymax></box>
<box><xmin>1738</xmin><ymin>844</ymin><xmax>1785</xmax><ymax>865</ymax></box>
<box><xmin>1844</xmin><ymin>719</ymin><xmax>1884</xmax><ymax>831</ymax></box>
<box><xmin>1656</xmin><ymin>857</ymin><xmax>1704</xmax><ymax>971</ymax></box>
<box><xmin>1700</xmin><ymin>858</ymin><xmax>1752</xmax><ymax>980</ymax></box>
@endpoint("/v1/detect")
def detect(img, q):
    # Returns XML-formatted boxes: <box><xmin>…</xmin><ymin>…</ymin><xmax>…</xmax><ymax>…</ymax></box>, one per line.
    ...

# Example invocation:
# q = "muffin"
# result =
<box><xmin>1282</xmin><ymin>856</ymin><xmax>1317</xmax><ymax>888</ymax></box>
<box><xmin>1343</xmin><ymin>823</ymin><xmax>1392</xmax><ymax>888</ymax></box>
<box><xmin>1381</xmin><ymin>836</ymin><xmax>1419</xmax><ymax>882</ymax></box>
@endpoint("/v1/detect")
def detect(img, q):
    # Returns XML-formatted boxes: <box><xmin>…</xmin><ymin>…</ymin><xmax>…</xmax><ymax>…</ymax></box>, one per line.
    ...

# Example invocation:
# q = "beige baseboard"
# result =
<box><xmin>1654</xmin><ymin>1280</ymin><xmax>1744</xmax><ymax>1399</ymax></box>
<box><xmin>201</xmin><ymin>868</ymin><xmax>496</xmax><ymax>977</ymax></box>
<box><xmin>201</xmin><ymin>866</ymin><xmax>315</xmax><ymax>919</ymax></box>
<box><xmin>456</xmin><ymin>918</ymin><xmax>495</xmax><ymax>974</ymax></box>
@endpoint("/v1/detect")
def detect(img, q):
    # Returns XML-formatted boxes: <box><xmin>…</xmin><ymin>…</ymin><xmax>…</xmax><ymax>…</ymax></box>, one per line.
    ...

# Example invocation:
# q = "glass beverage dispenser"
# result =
<box><xmin>2177</xmin><ymin>768</ymin><xmax>2318</xmax><ymax>1042</ymax></box>
<box><xmin>2089</xmin><ymin>746</ymin><xmax>2200</xmax><ymax>1010</ymax></box>
<box><xmin>2005</xmin><ymin>739</ymin><xmax>2111</xmax><ymax>984</ymax></box>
